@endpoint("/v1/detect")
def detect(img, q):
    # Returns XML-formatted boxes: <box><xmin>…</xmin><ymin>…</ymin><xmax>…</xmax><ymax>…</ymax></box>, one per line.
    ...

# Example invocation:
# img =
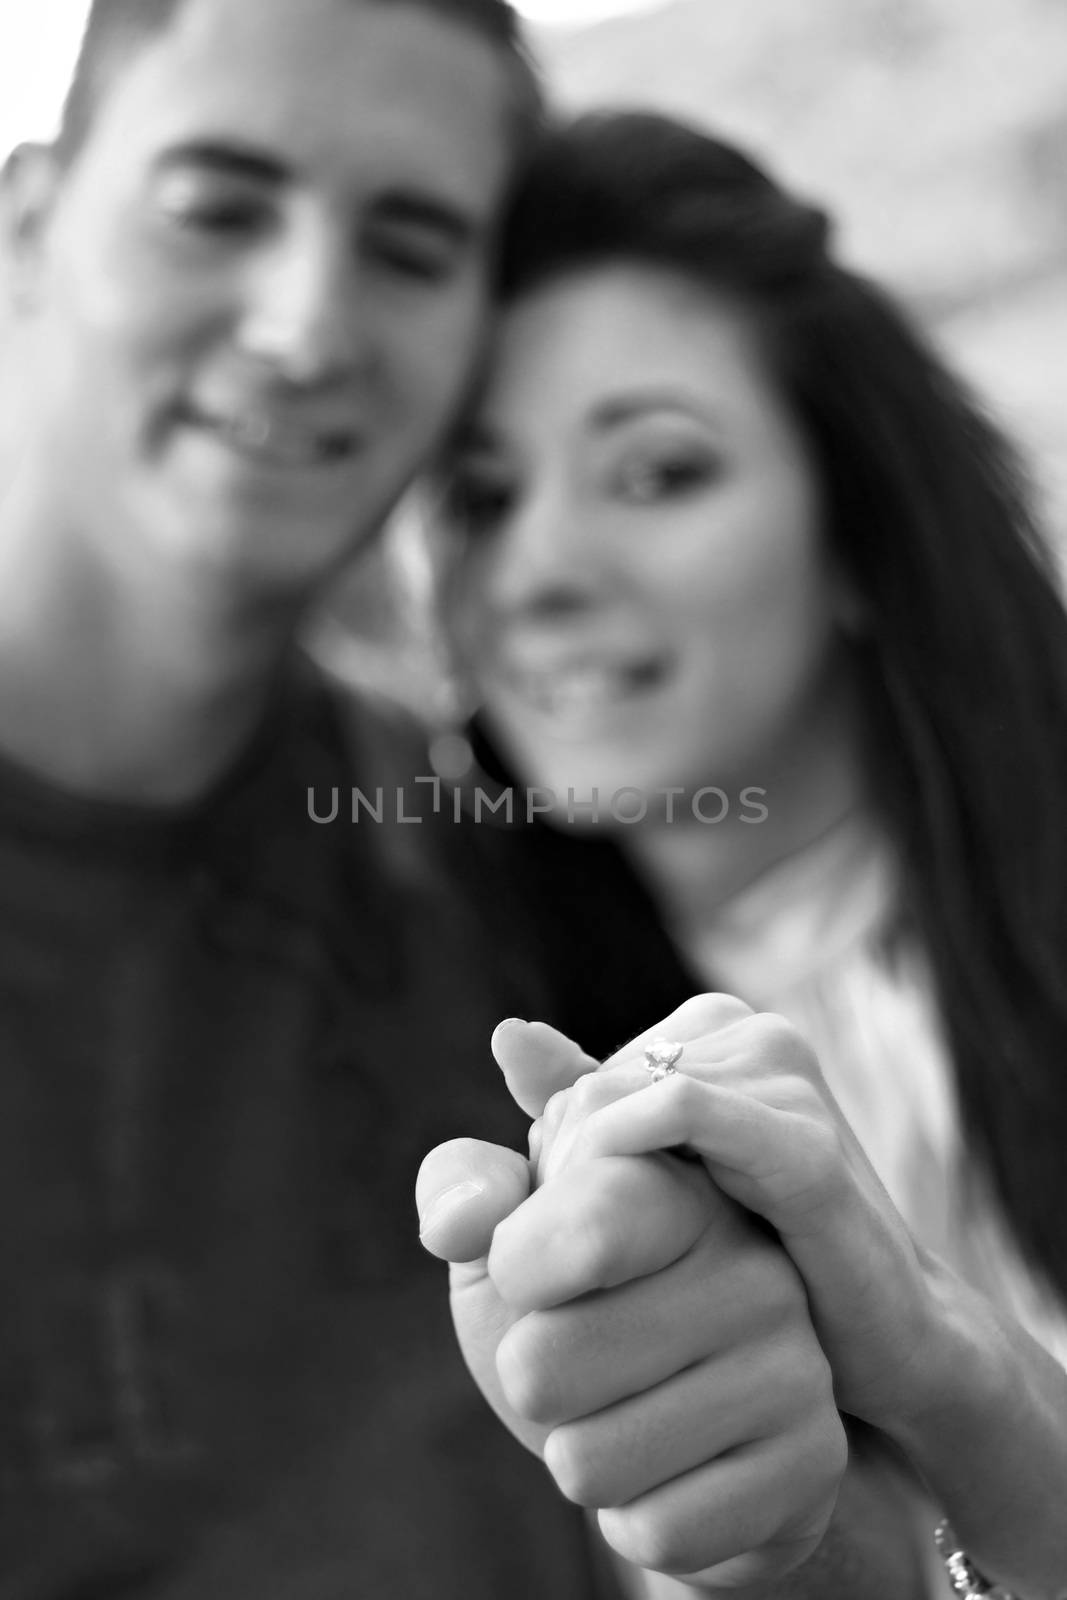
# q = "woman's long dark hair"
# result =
<box><xmin>496</xmin><ymin>112</ymin><xmax>1067</xmax><ymax>1295</ymax></box>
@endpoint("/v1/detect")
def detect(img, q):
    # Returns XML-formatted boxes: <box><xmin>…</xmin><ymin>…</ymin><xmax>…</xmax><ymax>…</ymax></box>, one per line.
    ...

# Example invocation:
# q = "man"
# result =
<box><xmin>0</xmin><ymin>5</ymin><xmax>608</xmax><ymax>1595</ymax></box>
<box><xmin>0</xmin><ymin>2</ymin><xmax>919</xmax><ymax>1595</ymax></box>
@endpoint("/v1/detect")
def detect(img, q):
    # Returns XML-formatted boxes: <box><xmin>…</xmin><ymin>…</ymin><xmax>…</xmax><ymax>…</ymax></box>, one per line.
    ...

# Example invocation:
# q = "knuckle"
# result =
<box><xmin>485</xmin><ymin>1211</ymin><xmax>527</xmax><ymax>1299</ymax></box>
<box><xmin>567</xmin><ymin>1156</ymin><xmax>632</xmax><ymax>1238</ymax></box>
<box><xmin>541</xmin><ymin>1088</ymin><xmax>572</xmax><ymax>1143</ymax></box>
<box><xmin>770</xmin><ymin>1068</ymin><xmax>824</xmax><ymax>1117</ymax></box>
<box><xmin>805</xmin><ymin>1118</ymin><xmax>844</xmax><ymax>1181</ymax></box>
<box><xmin>543</xmin><ymin>1425</ymin><xmax>604</xmax><ymax>1508</ymax></box>
<box><xmin>562</xmin><ymin>1189</ymin><xmax>623</xmax><ymax>1289</ymax></box>
<box><xmin>804</xmin><ymin>1341</ymin><xmax>839</xmax><ymax>1406</ymax></box>
<box><xmin>771</xmin><ymin>1273</ymin><xmax>816</xmax><ymax>1334</ymax></box>
<box><xmin>821</xmin><ymin>1410</ymin><xmax>850</xmax><ymax>1483</ymax></box>
<box><xmin>601</xmin><ymin>1502</ymin><xmax>697</xmax><ymax>1577</ymax></box>
<box><xmin>579</xmin><ymin>1155</ymin><xmax>635</xmax><ymax>1212</ymax></box>
<box><xmin>567</xmin><ymin>1070</ymin><xmax>611</xmax><ymax>1119</ymax></box>
<box><xmin>793</xmin><ymin>1345</ymin><xmax>840</xmax><ymax>1428</ymax></box>
<box><xmin>774</xmin><ymin>1347</ymin><xmax>846</xmax><ymax>1483</ymax></box>
<box><xmin>749</xmin><ymin>1271</ymin><xmax>819</xmax><ymax>1349</ymax></box>
<box><xmin>743</xmin><ymin>1239</ymin><xmax>806</xmax><ymax>1313</ymax></box>
<box><xmin>495</xmin><ymin>1317</ymin><xmax>562</xmax><ymax>1426</ymax></box>
<box><xmin>783</xmin><ymin>1411</ymin><xmax>849</xmax><ymax>1521</ymax></box>
<box><xmin>746</xmin><ymin>1012</ymin><xmax>816</xmax><ymax>1073</ymax></box>
<box><xmin>665</xmin><ymin>1072</ymin><xmax>704</xmax><ymax>1122</ymax></box>
<box><xmin>785</xmin><ymin>1118</ymin><xmax>847</xmax><ymax>1214</ymax></box>
<box><xmin>527</xmin><ymin>1119</ymin><xmax>543</xmax><ymax>1166</ymax></box>
<box><xmin>671</xmin><ymin>992</ymin><xmax>751</xmax><ymax>1037</ymax></box>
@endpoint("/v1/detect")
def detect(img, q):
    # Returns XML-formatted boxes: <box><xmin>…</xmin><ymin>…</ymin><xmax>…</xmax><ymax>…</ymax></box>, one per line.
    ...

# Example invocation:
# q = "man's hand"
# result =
<box><xmin>416</xmin><ymin>1024</ymin><xmax>847</xmax><ymax>1591</ymax></box>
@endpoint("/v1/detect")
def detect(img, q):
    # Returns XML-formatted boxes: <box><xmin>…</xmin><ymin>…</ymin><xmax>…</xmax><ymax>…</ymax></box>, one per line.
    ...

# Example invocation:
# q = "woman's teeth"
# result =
<box><xmin>517</xmin><ymin>662</ymin><xmax>662</xmax><ymax>721</ymax></box>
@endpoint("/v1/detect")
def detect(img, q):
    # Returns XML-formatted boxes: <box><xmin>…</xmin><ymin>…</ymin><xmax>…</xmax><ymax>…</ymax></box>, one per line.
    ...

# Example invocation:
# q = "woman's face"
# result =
<box><xmin>444</xmin><ymin>264</ymin><xmax>852</xmax><ymax>813</ymax></box>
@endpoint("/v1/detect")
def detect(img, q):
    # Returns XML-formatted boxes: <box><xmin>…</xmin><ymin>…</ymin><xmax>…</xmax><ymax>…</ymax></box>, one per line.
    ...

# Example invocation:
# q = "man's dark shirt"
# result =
<box><xmin>0</xmin><ymin>669</ymin><xmax>616</xmax><ymax>1599</ymax></box>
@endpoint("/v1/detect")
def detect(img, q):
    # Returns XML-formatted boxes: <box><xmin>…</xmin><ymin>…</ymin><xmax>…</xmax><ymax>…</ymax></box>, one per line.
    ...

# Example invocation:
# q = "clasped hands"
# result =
<box><xmin>417</xmin><ymin>995</ymin><xmax>943</xmax><ymax>1591</ymax></box>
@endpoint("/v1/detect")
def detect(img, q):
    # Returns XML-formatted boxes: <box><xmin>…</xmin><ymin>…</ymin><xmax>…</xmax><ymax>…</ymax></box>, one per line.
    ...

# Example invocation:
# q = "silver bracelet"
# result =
<box><xmin>934</xmin><ymin>1519</ymin><xmax>1018</xmax><ymax>1599</ymax></box>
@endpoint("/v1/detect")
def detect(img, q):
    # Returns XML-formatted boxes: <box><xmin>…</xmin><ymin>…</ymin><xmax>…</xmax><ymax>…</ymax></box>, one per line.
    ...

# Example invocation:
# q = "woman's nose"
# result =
<box><xmin>482</xmin><ymin>486</ymin><xmax>610</xmax><ymax>621</ymax></box>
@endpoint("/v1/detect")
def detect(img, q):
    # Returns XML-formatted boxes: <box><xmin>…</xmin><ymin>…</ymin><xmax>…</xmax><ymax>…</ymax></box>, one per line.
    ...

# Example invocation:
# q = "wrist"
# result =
<box><xmin>680</xmin><ymin>1431</ymin><xmax>928</xmax><ymax>1600</ymax></box>
<box><xmin>883</xmin><ymin>1250</ymin><xmax>1014</xmax><ymax>1480</ymax></box>
<box><xmin>867</xmin><ymin>1259</ymin><xmax>1067</xmax><ymax>1597</ymax></box>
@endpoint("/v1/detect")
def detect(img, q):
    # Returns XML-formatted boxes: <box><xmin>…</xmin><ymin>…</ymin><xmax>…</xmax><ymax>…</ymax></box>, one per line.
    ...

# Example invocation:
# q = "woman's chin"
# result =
<box><xmin>521</xmin><ymin>764</ymin><xmax>678</xmax><ymax>830</ymax></box>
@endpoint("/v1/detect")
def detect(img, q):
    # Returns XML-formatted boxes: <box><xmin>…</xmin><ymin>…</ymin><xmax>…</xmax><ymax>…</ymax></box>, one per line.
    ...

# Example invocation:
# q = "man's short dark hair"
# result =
<box><xmin>56</xmin><ymin>0</ymin><xmax>541</xmax><ymax>167</ymax></box>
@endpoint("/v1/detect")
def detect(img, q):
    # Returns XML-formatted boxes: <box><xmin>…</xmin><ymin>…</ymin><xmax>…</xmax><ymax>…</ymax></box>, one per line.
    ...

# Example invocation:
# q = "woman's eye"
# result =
<box><xmin>618</xmin><ymin>456</ymin><xmax>715</xmax><ymax>505</ymax></box>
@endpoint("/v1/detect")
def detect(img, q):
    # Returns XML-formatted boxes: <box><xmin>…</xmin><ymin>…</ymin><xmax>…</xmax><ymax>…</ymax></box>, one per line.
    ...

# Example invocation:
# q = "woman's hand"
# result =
<box><xmin>510</xmin><ymin>994</ymin><xmax>945</xmax><ymax>1435</ymax></box>
<box><xmin>504</xmin><ymin>998</ymin><xmax>1067</xmax><ymax>1598</ymax></box>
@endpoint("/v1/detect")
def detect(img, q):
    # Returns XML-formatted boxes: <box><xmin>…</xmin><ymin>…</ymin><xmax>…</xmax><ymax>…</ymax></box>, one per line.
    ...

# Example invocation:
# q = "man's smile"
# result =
<box><xmin>178</xmin><ymin>401</ymin><xmax>359</xmax><ymax>471</ymax></box>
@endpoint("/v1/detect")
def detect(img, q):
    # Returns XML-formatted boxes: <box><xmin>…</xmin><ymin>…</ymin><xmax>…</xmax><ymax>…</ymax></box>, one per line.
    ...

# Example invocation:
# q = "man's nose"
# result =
<box><xmin>237</xmin><ymin>220</ymin><xmax>367</xmax><ymax>385</ymax></box>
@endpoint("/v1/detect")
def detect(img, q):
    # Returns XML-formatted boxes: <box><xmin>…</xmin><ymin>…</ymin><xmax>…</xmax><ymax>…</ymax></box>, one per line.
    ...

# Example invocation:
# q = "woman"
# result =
<box><xmin>431</xmin><ymin>112</ymin><xmax>1067</xmax><ymax>1595</ymax></box>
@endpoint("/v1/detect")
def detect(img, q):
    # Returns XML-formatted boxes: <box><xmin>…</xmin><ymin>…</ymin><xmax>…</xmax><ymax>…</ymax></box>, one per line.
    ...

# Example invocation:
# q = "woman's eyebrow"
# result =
<box><xmin>588</xmin><ymin>392</ymin><xmax>713</xmax><ymax>431</ymax></box>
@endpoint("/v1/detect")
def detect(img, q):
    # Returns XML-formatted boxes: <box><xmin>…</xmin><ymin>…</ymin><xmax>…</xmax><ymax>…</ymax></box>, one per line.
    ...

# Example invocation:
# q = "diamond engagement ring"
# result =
<box><xmin>644</xmin><ymin>1040</ymin><xmax>684</xmax><ymax>1082</ymax></box>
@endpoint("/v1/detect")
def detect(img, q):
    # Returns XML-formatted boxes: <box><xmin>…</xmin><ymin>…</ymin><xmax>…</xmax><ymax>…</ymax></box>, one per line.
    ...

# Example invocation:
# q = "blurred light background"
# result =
<box><xmin>2</xmin><ymin>1</ymin><xmax>1065</xmax><ymax>568</ymax></box>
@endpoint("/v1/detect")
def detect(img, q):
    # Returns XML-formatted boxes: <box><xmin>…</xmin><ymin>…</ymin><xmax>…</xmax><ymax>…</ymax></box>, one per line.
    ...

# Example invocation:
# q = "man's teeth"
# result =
<box><xmin>218</xmin><ymin>414</ymin><xmax>347</xmax><ymax>466</ymax></box>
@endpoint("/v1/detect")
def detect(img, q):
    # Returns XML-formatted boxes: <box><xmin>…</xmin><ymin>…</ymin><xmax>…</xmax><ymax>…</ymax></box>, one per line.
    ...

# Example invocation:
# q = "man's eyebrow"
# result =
<box><xmin>150</xmin><ymin>151</ymin><xmax>480</xmax><ymax>241</ymax></box>
<box><xmin>152</xmin><ymin>141</ymin><xmax>289</xmax><ymax>185</ymax></box>
<box><xmin>370</xmin><ymin>190</ymin><xmax>479</xmax><ymax>243</ymax></box>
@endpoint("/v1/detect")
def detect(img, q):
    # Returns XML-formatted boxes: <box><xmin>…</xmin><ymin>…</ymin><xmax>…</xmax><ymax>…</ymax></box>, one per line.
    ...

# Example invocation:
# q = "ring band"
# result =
<box><xmin>644</xmin><ymin>1040</ymin><xmax>684</xmax><ymax>1082</ymax></box>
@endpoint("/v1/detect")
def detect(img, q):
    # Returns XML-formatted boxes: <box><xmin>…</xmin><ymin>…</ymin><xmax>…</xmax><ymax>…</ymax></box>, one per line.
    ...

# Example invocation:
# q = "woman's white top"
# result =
<box><xmin>615</xmin><ymin>812</ymin><xmax>1067</xmax><ymax>1600</ymax></box>
<box><xmin>678</xmin><ymin>808</ymin><xmax>1067</xmax><ymax>1371</ymax></box>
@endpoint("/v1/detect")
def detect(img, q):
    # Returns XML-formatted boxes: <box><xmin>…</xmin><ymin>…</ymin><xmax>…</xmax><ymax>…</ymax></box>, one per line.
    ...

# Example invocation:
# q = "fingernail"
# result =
<box><xmin>491</xmin><ymin>1018</ymin><xmax>529</xmax><ymax>1054</ymax></box>
<box><xmin>418</xmin><ymin>1180</ymin><xmax>485</xmax><ymax>1241</ymax></box>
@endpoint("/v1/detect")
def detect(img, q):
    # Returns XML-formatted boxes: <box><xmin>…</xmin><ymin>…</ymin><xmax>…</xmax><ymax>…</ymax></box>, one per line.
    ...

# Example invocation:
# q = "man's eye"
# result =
<box><xmin>617</xmin><ymin>456</ymin><xmax>715</xmax><ymax>505</ymax></box>
<box><xmin>442</xmin><ymin>476</ymin><xmax>514</xmax><ymax>536</ymax></box>
<box><xmin>170</xmin><ymin>201</ymin><xmax>266</xmax><ymax>235</ymax></box>
<box><xmin>366</xmin><ymin>228</ymin><xmax>460</xmax><ymax>285</ymax></box>
<box><xmin>156</xmin><ymin>178</ymin><xmax>270</xmax><ymax>238</ymax></box>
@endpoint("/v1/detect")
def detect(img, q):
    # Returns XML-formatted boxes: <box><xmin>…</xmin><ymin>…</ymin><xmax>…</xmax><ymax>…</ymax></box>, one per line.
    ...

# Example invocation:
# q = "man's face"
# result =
<box><xmin>12</xmin><ymin>0</ymin><xmax>514</xmax><ymax>599</ymax></box>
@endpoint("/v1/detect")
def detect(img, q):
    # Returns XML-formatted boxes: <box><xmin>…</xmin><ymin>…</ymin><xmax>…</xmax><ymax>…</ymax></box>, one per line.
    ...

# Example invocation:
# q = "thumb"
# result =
<box><xmin>418</xmin><ymin>1139</ymin><xmax>548</xmax><ymax>1457</ymax></box>
<box><xmin>416</xmin><ymin>1138</ymin><xmax>531</xmax><ymax>1263</ymax></box>
<box><xmin>448</xmin><ymin>1251</ymin><xmax>550</xmax><ymax>1459</ymax></box>
<box><xmin>492</xmin><ymin>1018</ymin><xmax>600</xmax><ymax>1118</ymax></box>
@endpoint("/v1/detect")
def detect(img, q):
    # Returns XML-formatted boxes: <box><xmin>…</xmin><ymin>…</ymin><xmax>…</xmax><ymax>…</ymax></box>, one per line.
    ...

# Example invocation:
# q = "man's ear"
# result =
<box><xmin>0</xmin><ymin>141</ymin><xmax>62</xmax><ymax>316</ymax></box>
